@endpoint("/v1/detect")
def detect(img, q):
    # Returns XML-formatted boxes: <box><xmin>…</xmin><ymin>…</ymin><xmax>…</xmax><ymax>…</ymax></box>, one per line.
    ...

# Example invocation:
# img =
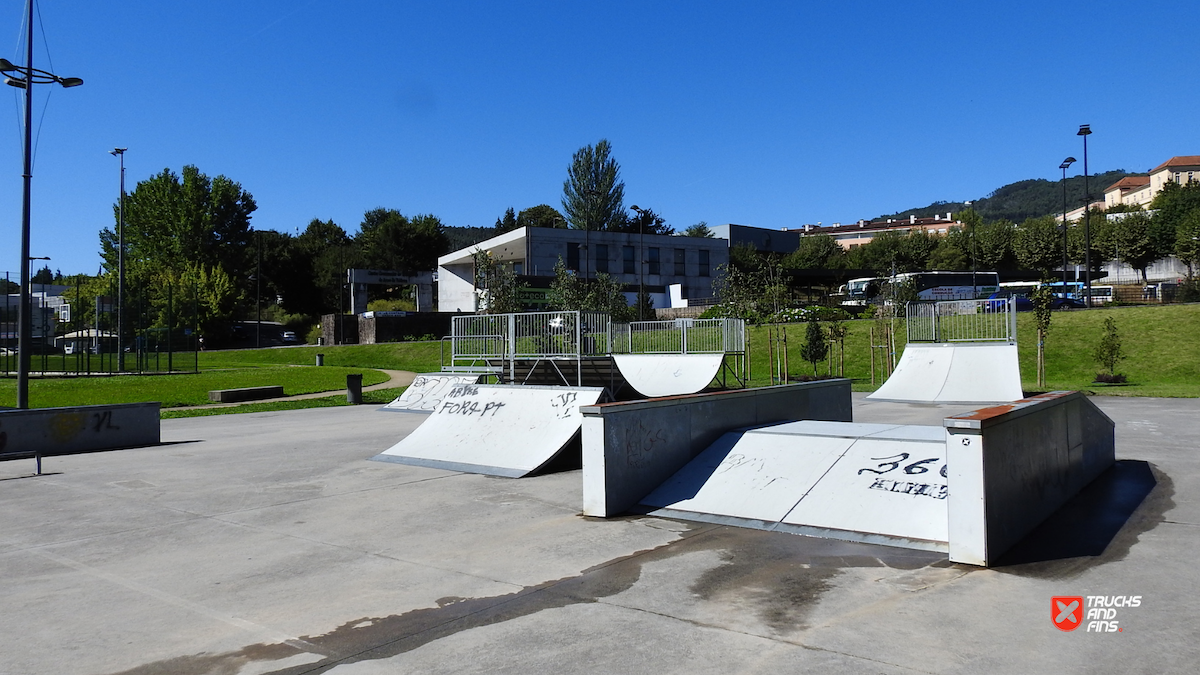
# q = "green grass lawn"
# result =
<box><xmin>3</xmin><ymin>307</ymin><xmax>1197</xmax><ymax>416</ymax></box>
<box><xmin>160</xmin><ymin>386</ymin><xmax>408</xmax><ymax>419</ymax></box>
<box><xmin>749</xmin><ymin>303</ymin><xmax>1200</xmax><ymax>397</ymax></box>
<box><xmin>0</xmin><ymin>366</ymin><xmax>390</xmax><ymax>409</ymax></box>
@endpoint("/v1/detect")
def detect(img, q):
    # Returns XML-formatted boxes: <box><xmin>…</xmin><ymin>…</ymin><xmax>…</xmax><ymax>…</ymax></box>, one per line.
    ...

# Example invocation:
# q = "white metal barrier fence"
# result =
<box><xmin>611</xmin><ymin>318</ymin><xmax>746</xmax><ymax>355</ymax></box>
<box><xmin>906</xmin><ymin>299</ymin><xmax>1016</xmax><ymax>343</ymax></box>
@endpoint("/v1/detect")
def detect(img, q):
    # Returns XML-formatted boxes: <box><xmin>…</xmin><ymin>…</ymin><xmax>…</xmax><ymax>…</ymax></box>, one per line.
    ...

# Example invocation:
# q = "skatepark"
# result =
<box><xmin>1</xmin><ymin>304</ymin><xmax>1196</xmax><ymax>673</ymax></box>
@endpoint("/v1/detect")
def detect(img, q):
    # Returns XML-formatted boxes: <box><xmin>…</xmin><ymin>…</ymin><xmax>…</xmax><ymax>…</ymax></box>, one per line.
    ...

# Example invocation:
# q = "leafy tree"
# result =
<box><xmin>494</xmin><ymin>207</ymin><xmax>519</xmax><ymax>233</ymax></box>
<box><xmin>32</xmin><ymin>266</ymin><xmax>53</xmax><ymax>284</ymax></box>
<box><xmin>616</xmin><ymin>205</ymin><xmax>673</xmax><ymax>235</ymax></box>
<box><xmin>926</xmin><ymin>231</ymin><xmax>969</xmax><ymax>270</ymax></box>
<box><xmin>1100</xmin><ymin>211</ymin><xmax>1167</xmax><ymax>283</ymax></box>
<box><xmin>546</xmin><ymin>258</ymin><xmax>632</xmax><ymax>321</ymax></box>
<box><xmin>683</xmin><ymin>221</ymin><xmax>715</xmax><ymax>238</ymax></box>
<box><xmin>1066</xmin><ymin>210</ymin><xmax>1113</xmax><ymax>271</ymax></box>
<box><xmin>98</xmin><ymin>165</ymin><xmax>256</xmax><ymax>336</ymax></box>
<box><xmin>355</xmin><ymin>208</ymin><xmax>447</xmax><ymax>272</ymax></box>
<box><xmin>1031</xmin><ymin>284</ymin><xmax>1053</xmax><ymax>388</ymax></box>
<box><xmin>800</xmin><ymin>319</ymin><xmax>828</xmax><ymax>376</ymax></box>
<box><xmin>1150</xmin><ymin>180</ymin><xmax>1200</xmax><ymax>230</ymax></box>
<box><xmin>1175</xmin><ymin>210</ymin><xmax>1200</xmax><ymax>277</ymax></box>
<box><xmin>1093</xmin><ymin>316</ymin><xmax>1124</xmax><ymax>378</ymax></box>
<box><xmin>562</xmin><ymin>139</ymin><xmax>626</xmax><ymax>231</ymax></box>
<box><xmin>472</xmin><ymin>249</ymin><xmax>526</xmax><ymax>314</ymax></box>
<box><xmin>785</xmin><ymin>234</ymin><xmax>845</xmax><ymax>269</ymax></box>
<box><xmin>1014</xmin><ymin>216</ymin><xmax>1063</xmax><ymax>275</ymax></box>
<box><xmin>973</xmin><ymin>219</ymin><xmax>1015</xmax><ymax>270</ymax></box>
<box><xmin>296</xmin><ymin>218</ymin><xmax>358</xmax><ymax>316</ymax></box>
<box><xmin>633</xmin><ymin>287</ymin><xmax>655</xmax><ymax>321</ymax></box>
<box><xmin>101</xmin><ymin>165</ymin><xmax>256</xmax><ymax>283</ymax></box>
<box><xmin>518</xmin><ymin>204</ymin><xmax>567</xmax><ymax>229</ymax></box>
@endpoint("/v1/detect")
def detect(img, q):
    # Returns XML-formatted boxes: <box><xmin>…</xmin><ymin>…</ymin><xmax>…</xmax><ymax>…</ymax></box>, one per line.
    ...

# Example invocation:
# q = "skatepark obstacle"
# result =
<box><xmin>584</xmin><ymin>385</ymin><xmax>1114</xmax><ymax>566</ymax></box>
<box><xmin>867</xmin><ymin>299</ymin><xmax>1023</xmax><ymax>404</ymax></box>
<box><xmin>373</xmin><ymin>384</ymin><xmax>604</xmax><ymax>477</ymax></box>
<box><xmin>444</xmin><ymin>311</ymin><xmax>745</xmax><ymax>397</ymax></box>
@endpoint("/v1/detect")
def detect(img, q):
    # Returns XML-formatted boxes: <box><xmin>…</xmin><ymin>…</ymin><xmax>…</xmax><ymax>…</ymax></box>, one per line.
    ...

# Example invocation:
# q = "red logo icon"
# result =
<box><xmin>1053</xmin><ymin>596</ymin><xmax>1084</xmax><ymax>631</ymax></box>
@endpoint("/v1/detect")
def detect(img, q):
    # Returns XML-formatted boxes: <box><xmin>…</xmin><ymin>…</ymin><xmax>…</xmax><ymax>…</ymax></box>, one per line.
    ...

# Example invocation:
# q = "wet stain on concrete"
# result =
<box><xmin>103</xmin><ymin>523</ymin><xmax>943</xmax><ymax>675</ymax></box>
<box><xmin>995</xmin><ymin>460</ymin><xmax>1171</xmax><ymax>579</ymax></box>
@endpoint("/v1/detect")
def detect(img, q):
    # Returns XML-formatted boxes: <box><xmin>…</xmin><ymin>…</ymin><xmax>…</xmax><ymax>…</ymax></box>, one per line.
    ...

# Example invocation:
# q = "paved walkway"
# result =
<box><xmin>173</xmin><ymin>368</ymin><xmax>418</xmax><ymax>410</ymax></box>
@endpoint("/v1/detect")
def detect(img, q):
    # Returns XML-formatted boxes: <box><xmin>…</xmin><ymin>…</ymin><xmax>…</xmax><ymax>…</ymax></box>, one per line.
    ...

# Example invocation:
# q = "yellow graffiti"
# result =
<box><xmin>48</xmin><ymin>412</ymin><xmax>87</xmax><ymax>443</ymax></box>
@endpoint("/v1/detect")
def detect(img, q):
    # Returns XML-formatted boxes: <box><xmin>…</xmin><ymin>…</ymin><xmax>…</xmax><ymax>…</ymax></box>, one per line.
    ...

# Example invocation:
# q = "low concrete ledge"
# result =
<box><xmin>208</xmin><ymin>386</ymin><xmax>285</xmax><ymax>403</ymax></box>
<box><xmin>945</xmin><ymin>391</ymin><xmax>1115</xmax><ymax>566</ymax></box>
<box><xmin>0</xmin><ymin>402</ymin><xmax>161</xmax><ymax>458</ymax></box>
<box><xmin>581</xmin><ymin>379</ymin><xmax>852</xmax><ymax>517</ymax></box>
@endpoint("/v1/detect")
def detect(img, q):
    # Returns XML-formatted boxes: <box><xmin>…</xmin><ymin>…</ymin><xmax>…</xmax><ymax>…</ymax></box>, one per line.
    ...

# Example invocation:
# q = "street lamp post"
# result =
<box><xmin>0</xmin><ymin>5</ymin><xmax>84</xmax><ymax>410</ymax></box>
<box><xmin>1059</xmin><ymin>157</ymin><xmax>1077</xmax><ymax>299</ymax></box>
<box><xmin>1078</xmin><ymin>124</ymin><xmax>1093</xmax><ymax>307</ymax></box>
<box><xmin>110</xmin><ymin>148</ymin><xmax>127</xmax><ymax>371</ymax></box>
<box><xmin>630</xmin><ymin>205</ymin><xmax>647</xmax><ymax>320</ymax></box>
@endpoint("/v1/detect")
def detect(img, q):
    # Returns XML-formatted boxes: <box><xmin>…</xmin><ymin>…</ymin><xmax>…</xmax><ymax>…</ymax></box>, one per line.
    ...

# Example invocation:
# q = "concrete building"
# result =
<box><xmin>1102</xmin><ymin>155</ymin><xmax>1200</xmax><ymax>210</ymax></box>
<box><xmin>436</xmin><ymin>227</ymin><xmax>729</xmax><ymax>312</ymax></box>
<box><xmin>809</xmin><ymin>213</ymin><xmax>965</xmax><ymax>250</ymax></box>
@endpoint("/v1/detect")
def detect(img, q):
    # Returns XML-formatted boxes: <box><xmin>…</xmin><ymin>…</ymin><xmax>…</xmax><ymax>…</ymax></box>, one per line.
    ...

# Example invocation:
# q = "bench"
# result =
<box><xmin>208</xmin><ymin>386</ymin><xmax>285</xmax><ymax>403</ymax></box>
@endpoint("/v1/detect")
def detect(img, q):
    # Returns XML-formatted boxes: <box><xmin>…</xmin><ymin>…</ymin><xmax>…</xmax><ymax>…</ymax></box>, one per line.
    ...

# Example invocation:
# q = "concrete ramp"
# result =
<box><xmin>639</xmin><ymin>420</ymin><xmax>948</xmax><ymax>550</ymax></box>
<box><xmin>373</xmin><ymin>384</ymin><xmax>604</xmax><ymax>477</ymax></box>
<box><xmin>612</xmin><ymin>353</ymin><xmax>724</xmax><ymax>398</ymax></box>
<box><xmin>866</xmin><ymin>342</ymin><xmax>1023</xmax><ymax>405</ymax></box>
<box><xmin>383</xmin><ymin>373</ymin><xmax>482</xmax><ymax>413</ymax></box>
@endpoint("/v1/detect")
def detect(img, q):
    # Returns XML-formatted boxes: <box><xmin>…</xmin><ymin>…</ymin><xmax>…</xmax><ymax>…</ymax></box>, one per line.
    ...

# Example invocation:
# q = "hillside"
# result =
<box><xmin>881</xmin><ymin>169</ymin><xmax>1136</xmax><ymax>223</ymax></box>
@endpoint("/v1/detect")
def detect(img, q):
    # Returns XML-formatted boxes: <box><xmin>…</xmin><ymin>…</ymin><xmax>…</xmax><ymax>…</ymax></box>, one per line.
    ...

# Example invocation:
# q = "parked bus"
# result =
<box><xmin>1082</xmin><ymin>285</ymin><xmax>1114</xmax><ymax>304</ymax></box>
<box><xmin>839</xmin><ymin>271</ymin><xmax>1000</xmax><ymax>305</ymax></box>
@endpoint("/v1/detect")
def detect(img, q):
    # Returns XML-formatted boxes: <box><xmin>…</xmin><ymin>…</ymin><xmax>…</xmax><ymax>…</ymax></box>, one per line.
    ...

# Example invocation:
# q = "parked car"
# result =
<box><xmin>281</xmin><ymin>331</ymin><xmax>300</xmax><ymax>345</ymax></box>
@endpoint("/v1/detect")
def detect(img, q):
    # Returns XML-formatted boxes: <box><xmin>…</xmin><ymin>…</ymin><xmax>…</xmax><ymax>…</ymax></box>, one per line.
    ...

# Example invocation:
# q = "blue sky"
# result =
<box><xmin>1</xmin><ymin>0</ymin><xmax>1196</xmax><ymax>277</ymax></box>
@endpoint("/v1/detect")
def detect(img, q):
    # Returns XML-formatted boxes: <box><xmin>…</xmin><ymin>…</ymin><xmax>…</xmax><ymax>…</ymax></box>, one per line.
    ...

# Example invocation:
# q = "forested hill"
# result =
<box><xmin>880</xmin><ymin>169</ymin><xmax>1136</xmax><ymax>223</ymax></box>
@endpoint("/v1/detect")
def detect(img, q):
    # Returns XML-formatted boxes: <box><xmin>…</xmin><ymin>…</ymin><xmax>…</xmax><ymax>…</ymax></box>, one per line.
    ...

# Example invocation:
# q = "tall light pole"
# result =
<box><xmin>110</xmin><ymin>148</ymin><xmax>127</xmax><ymax>371</ymax></box>
<box><xmin>1059</xmin><ymin>157</ymin><xmax>1077</xmax><ymax>298</ymax></box>
<box><xmin>1078</xmin><ymin>124</ymin><xmax>1093</xmax><ymax>307</ymax></box>
<box><xmin>0</xmin><ymin>6</ymin><xmax>84</xmax><ymax>410</ymax></box>
<box><xmin>631</xmin><ymin>205</ymin><xmax>647</xmax><ymax>320</ymax></box>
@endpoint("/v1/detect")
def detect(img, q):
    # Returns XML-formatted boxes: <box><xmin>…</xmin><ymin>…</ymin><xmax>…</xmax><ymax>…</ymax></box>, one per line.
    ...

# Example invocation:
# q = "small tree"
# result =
<box><xmin>1031</xmin><ymin>284</ymin><xmax>1053</xmax><ymax>388</ymax></box>
<box><xmin>800</xmin><ymin>318</ymin><xmax>828</xmax><ymax>376</ymax></box>
<box><xmin>1093</xmin><ymin>316</ymin><xmax>1125</xmax><ymax>381</ymax></box>
<box><xmin>825</xmin><ymin>319</ymin><xmax>849</xmax><ymax>377</ymax></box>
<box><xmin>634</xmin><ymin>287</ymin><xmax>655</xmax><ymax>321</ymax></box>
<box><xmin>472</xmin><ymin>249</ymin><xmax>526</xmax><ymax>314</ymax></box>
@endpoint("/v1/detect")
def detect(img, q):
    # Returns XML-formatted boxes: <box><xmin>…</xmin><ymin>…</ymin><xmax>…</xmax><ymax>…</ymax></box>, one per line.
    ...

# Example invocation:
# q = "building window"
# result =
<box><xmin>566</xmin><ymin>243</ymin><xmax>580</xmax><ymax>271</ymax></box>
<box><xmin>512</xmin><ymin>262</ymin><xmax>523</xmax><ymax>275</ymax></box>
<box><xmin>674</xmin><ymin>248</ymin><xmax>686</xmax><ymax>276</ymax></box>
<box><xmin>623</xmin><ymin>246</ymin><xmax>635</xmax><ymax>274</ymax></box>
<box><xmin>595</xmin><ymin>244</ymin><xmax>609</xmax><ymax>273</ymax></box>
<box><xmin>699</xmin><ymin>249</ymin><xmax>710</xmax><ymax>277</ymax></box>
<box><xmin>648</xmin><ymin>247</ymin><xmax>660</xmax><ymax>275</ymax></box>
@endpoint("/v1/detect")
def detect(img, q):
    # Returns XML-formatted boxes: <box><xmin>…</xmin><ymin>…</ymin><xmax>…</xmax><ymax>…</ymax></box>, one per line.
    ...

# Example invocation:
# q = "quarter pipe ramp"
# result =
<box><xmin>373</xmin><ymin>384</ymin><xmax>604</xmax><ymax>477</ymax></box>
<box><xmin>866</xmin><ymin>342</ymin><xmax>1023</xmax><ymax>405</ymax></box>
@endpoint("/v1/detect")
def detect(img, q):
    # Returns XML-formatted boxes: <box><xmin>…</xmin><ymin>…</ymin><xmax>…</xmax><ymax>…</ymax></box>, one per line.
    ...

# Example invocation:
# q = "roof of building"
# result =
<box><xmin>1151</xmin><ymin>156</ymin><xmax>1200</xmax><ymax>172</ymax></box>
<box><xmin>808</xmin><ymin>215</ymin><xmax>962</xmax><ymax>238</ymax></box>
<box><xmin>1104</xmin><ymin>176</ymin><xmax>1150</xmax><ymax>193</ymax></box>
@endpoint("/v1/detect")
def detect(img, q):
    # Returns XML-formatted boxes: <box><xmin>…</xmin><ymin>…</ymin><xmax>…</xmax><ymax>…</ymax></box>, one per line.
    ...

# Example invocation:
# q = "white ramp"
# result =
<box><xmin>383</xmin><ymin>373</ymin><xmax>482</xmax><ymax>413</ymax></box>
<box><xmin>613</xmin><ymin>353</ymin><xmax>724</xmax><ymax>398</ymax></box>
<box><xmin>866</xmin><ymin>342</ymin><xmax>1023</xmax><ymax>405</ymax></box>
<box><xmin>374</xmin><ymin>384</ymin><xmax>604</xmax><ymax>477</ymax></box>
<box><xmin>640</xmin><ymin>420</ymin><xmax>948</xmax><ymax>550</ymax></box>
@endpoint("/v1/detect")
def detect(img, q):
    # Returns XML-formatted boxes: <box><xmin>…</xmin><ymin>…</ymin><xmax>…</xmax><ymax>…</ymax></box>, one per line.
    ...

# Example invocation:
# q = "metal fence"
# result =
<box><xmin>611</xmin><ymin>318</ymin><xmax>746</xmax><ymax>355</ymax></box>
<box><xmin>448</xmin><ymin>310</ymin><xmax>611</xmax><ymax>365</ymax></box>
<box><xmin>906</xmin><ymin>299</ymin><xmax>1016</xmax><ymax>343</ymax></box>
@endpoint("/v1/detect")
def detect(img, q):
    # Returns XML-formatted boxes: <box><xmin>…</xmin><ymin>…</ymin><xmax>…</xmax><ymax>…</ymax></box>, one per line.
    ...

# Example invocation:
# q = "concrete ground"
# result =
<box><xmin>1</xmin><ymin>393</ymin><xmax>1196</xmax><ymax>675</ymax></box>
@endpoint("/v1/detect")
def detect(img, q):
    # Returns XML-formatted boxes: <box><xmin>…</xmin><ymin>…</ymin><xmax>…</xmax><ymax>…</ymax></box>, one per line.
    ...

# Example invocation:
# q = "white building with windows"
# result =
<box><xmin>436</xmin><ymin>227</ymin><xmax>729</xmax><ymax>313</ymax></box>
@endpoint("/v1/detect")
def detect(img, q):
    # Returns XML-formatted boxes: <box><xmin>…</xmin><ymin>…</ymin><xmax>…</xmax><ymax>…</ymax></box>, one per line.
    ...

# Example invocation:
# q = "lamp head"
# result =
<box><xmin>0</xmin><ymin>58</ymin><xmax>15</xmax><ymax>71</ymax></box>
<box><xmin>1060</xmin><ymin>157</ymin><xmax>1077</xmax><ymax>169</ymax></box>
<box><xmin>59</xmin><ymin>77</ymin><xmax>83</xmax><ymax>88</ymax></box>
<box><xmin>4</xmin><ymin>76</ymin><xmax>26</xmax><ymax>89</ymax></box>
<box><xmin>1077</xmin><ymin>124</ymin><xmax>1092</xmax><ymax>136</ymax></box>
<box><xmin>110</xmin><ymin>148</ymin><xmax>126</xmax><ymax>156</ymax></box>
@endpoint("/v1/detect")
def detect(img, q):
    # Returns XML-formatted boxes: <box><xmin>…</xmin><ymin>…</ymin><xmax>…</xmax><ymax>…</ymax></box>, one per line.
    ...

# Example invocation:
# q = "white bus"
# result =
<box><xmin>1082</xmin><ymin>285</ymin><xmax>1114</xmax><ymax>304</ymax></box>
<box><xmin>840</xmin><ymin>271</ymin><xmax>999</xmax><ymax>305</ymax></box>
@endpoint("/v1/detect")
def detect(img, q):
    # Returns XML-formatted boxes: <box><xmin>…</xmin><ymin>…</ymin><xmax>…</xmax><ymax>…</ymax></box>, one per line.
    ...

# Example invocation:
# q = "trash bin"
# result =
<box><xmin>315</xmin><ymin>353</ymin><xmax>324</xmax><ymax>366</ymax></box>
<box><xmin>346</xmin><ymin>373</ymin><xmax>363</xmax><ymax>404</ymax></box>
